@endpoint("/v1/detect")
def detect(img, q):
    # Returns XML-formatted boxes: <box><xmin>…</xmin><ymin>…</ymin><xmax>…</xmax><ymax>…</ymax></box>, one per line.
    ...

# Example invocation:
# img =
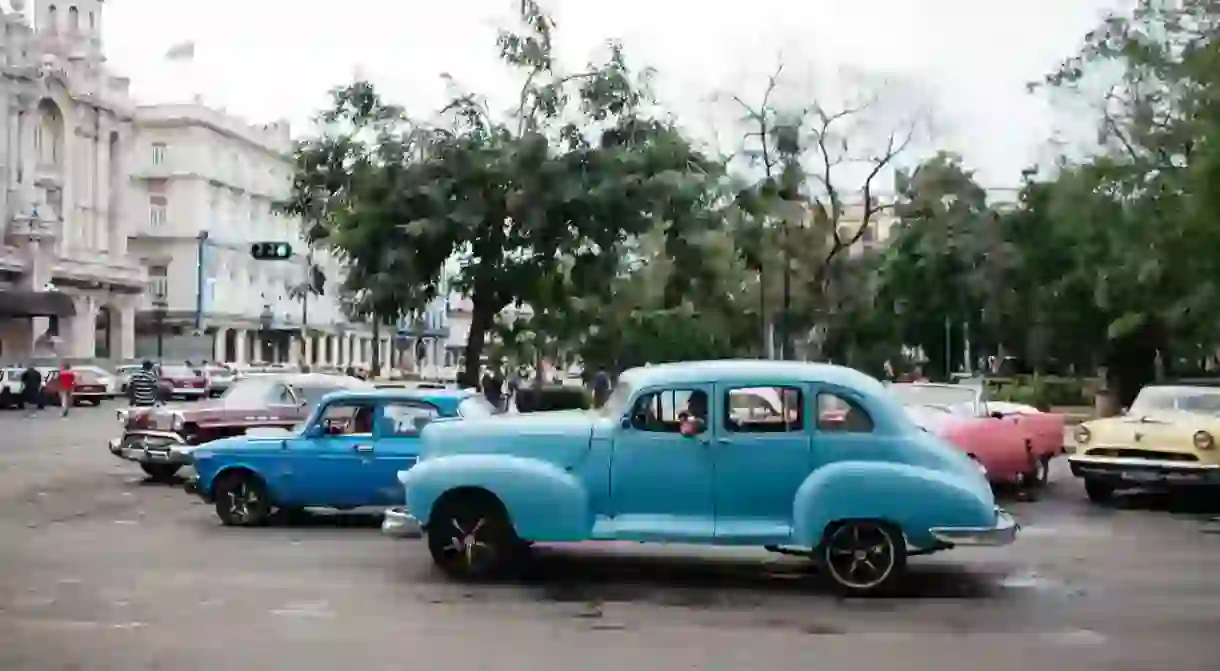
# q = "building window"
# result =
<box><xmin>68</xmin><ymin>6</ymin><xmax>79</xmax><ymax>31</ymax></box>
<box><xmin>149</xmin><ymin>265</ymin><xmax>168</xmax><ymax>300</ymax></box>
<box><xmin>149</xmin><ymin>195</ymin><xmax>167</xmax><ymax>227</ymax></box>
<box><xmin>151</xmin><ymin>142</ymin><xmax>166</xmax><ymax>166</ymax></box>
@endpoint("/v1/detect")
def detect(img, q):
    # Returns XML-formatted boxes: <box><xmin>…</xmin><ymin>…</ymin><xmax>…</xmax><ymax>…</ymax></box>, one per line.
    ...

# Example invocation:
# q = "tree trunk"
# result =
<box><xmin>459</xmin><ymin>301</ymin><xmax>496</xmax><ymax>389</ymax></box>
<box><xmin>371</xmin><ymin>316</ymin><xmax>381</xmax><ymax>378</ymax></box>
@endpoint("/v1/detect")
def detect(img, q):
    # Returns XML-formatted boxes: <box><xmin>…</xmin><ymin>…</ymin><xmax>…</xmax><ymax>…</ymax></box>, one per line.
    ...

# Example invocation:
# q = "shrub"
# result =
<box><xmin>516</xmin><ymin>385</ymin><xmax>591</xmax><ymax>413</ymax></box>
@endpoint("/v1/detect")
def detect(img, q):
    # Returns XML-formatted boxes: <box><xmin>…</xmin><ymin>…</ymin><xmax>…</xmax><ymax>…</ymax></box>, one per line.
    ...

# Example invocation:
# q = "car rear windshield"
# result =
<box><xmin>161</xmin><ymin>366</ymin><xmax>197</xmax><ymax>378</ymax></box>
<box><xmin>458</xmin><ymin>396</ymin><xmax>497</xmax><ymax>418</ymax></box>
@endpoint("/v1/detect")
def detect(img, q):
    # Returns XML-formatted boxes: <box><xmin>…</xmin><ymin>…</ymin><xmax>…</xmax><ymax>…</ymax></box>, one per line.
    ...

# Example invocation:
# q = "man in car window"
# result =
<box><xmin>351</xmin><ymin>406</ymin><xmax>374</xmax><ymax>434</ymax></box>
<box><xmin>679</xmin><ymin>390</ymin><xmax>708</xmax><ymax>436</ymax></box>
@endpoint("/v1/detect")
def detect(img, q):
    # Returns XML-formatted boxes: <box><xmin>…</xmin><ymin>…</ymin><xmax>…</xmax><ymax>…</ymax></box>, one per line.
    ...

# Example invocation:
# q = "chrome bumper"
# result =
<box><xmin>1068</xmin><ymin>454</ymin><xmax>1220</xmax><ymax>484</ymax></box>
<box><xmin>381</xmin><ymin>507</ymin><xmax>422</xmax><ymax>539</ymax></box>
<box><xmin>929</xmin><ymin>509</ymin><xmax>1019</xmax><ymax>547</ymax></box>
<box><xmin>108</xmin><ymin>433</ymin><xmax>192</xmax><ymax>466</ymax></box>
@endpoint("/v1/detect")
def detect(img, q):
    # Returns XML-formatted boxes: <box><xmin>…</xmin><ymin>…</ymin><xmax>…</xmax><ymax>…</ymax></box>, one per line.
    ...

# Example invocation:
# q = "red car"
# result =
<box><xmin>890</xmin><ymin>382</ymin><xmax>1067</xmax><ymax>486</ymax></box>
<box><xmin>44</xmin><ymin>369</ymin><xmax>109</xmax><ymax>406</ymax></box>
<box><xmin>157</xmin><ymin>364</ymin><xmax>209</xmax><ymax>401</ymax></box>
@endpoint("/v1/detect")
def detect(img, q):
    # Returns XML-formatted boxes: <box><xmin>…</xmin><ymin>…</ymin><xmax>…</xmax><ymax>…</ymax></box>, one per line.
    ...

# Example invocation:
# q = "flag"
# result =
<box><xmin>165</xmin><ymin>41</ymin><xmax>196</xmax><ymax>61</ymax></box>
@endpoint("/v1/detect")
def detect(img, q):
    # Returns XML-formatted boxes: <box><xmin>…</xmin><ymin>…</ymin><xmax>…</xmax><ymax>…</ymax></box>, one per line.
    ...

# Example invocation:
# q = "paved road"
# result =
<box><xmin>0</xmin><ymin>404</ymin><xmax>1217</xmax><ymax>670</ymax></box>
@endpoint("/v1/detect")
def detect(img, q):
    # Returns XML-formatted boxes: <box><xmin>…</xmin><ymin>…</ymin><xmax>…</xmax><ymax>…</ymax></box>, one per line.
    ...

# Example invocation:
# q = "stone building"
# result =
<box><xmin>0</xmin><ymin>0</ymin><xmax>145</xmax><ymax>362</ymax></box>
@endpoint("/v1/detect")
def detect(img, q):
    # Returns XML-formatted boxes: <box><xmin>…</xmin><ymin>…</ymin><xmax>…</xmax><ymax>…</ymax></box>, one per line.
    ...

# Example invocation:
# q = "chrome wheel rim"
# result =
<box><xmin>227</xmin><ymin>482</ymin><xmax>259</xmax><ymax>522</ymax></box>
<box><xmin>825</xmin><ymin>523</ymin><xmax>896</xmax><ymax>590</ymax></box>
<box><xmin>441</xmin><ymin>517</ymin><xmax>495</xmax><ymax>573</ymax></box>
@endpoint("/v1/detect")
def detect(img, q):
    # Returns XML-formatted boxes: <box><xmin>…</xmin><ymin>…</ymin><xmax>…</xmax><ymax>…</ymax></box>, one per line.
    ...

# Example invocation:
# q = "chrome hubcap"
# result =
<box><xmin>827</xmin><ymin>524</ymin><xmax>895</xmax><ymax>589</ymax></box>
<box><xmin>227</xmin><ymin>483</ymin><xmax>258</xmax><ymax>521</ymax></box>
<box><xmin>443</xmin><ymin>517</ymin><xmax>492</xmax><ymax>568</ymax></box>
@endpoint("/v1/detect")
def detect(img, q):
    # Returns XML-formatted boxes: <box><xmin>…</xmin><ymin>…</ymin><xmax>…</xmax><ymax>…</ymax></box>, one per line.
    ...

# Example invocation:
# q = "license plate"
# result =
<box><xmin>1122</xmin><ymin>471</ymin><xmax>1162</xmax><ymax>482</ymax></box>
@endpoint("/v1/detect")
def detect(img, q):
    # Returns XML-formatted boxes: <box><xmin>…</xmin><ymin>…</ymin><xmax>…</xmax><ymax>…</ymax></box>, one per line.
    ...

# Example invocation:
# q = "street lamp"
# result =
<box><xmin>152</xmin><ymin>297</ymin><xmax>168</xmax><ymax>361</ymax></box>
<box><xmin>260</xmin><ymin>303</ymin><xmax>274</xmax><ymax>363</ymax></box>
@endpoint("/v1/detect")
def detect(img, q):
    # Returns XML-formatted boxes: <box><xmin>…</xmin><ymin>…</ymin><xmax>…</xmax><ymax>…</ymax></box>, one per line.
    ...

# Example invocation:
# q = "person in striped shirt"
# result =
<box><xmin>127</xmin><ymin>360</ymin><xmax>160</xmax><ymax>407</ymax></box>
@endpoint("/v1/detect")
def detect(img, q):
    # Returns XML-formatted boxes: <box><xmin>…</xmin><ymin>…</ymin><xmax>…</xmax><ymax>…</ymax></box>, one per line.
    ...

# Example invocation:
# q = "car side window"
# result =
<box><xmin>381</xmin><ymin>402</ymin><xmax>439</xmax><ymax>437</ymax></box>
<box><xmin>269</xmin><ymin>384</ymin><xmax>294</xmax><ymax>405</ymax></box>
<box><xmin>816</xmin><ymin>392</ymin><xmax>874</xmax><ymax>433</ymax></box>
<box><xmin>725</xmin><ymin>386</ymin><xmax>803</xmax><ymax>433</ymax></box>
<box><xmin>317</xmin><ymin>403</ymin><xmax>375</xmax><ymax>436</ymax></box>
<box><xmin>629</xmin><ymin>388</ymin><xmax>706</xmax><ymax>433</ymax></box>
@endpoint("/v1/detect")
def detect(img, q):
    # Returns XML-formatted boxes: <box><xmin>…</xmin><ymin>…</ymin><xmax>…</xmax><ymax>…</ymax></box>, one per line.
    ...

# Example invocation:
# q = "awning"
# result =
<box><xmin>0</xmin><ymin>290</ymin><xmax>77</xmax><ymax>317</ymax></box>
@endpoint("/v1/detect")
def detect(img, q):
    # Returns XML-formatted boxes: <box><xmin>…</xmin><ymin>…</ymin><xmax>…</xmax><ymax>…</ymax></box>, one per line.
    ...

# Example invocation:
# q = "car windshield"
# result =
<box><xmin>219</xmin><ymin>378</ymin><xmax>277</xmax><ymax>404</ymax></box>
<box><xmin>600</xmin><ymin>378</ymin><xmax>634</xmax><ymax>417</ymax></box>
<box><xmin>1129</xmin><ymin>387</ymin><xmax>1220</xmax><ymax>416</ymax></box>
<box><xmin>292</xmin><ymin>384</ymin><xmax>350</xmax><ymax>407</ymax></box>
<box><xmin>888</xmin><ymin>383</ymin><xmax>978</xmax><ymax>410</ymax></box>
<box><xmin>458</xmin><ymin>395</ymin><xmax>497</xmax><ymax>418</ymax></box>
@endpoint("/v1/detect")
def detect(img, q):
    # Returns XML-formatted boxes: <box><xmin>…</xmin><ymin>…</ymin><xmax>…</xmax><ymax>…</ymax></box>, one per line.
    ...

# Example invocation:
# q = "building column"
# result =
<box><xmin>235</xmin><ymin>328</ymin><xmax>248</xmax><ymax>365</ymax></box>
<box><xmin>116</xmin><ymin>300</ymin><xmax>136</xmax><ymax>361</ymax></box>
<box><xmin>213</xmin><ymin>327</ymin><xmax>228</xmax><ymax>363</ymax></box>
<box><xmin>68</xmin><ymin>294</ymin><xmax>99</xmax><ymax>358</ymax></box>
<box><xmin>338</xmin><ymin>334</ymin><xmax>348</xmax><ymax>367</ymax></box>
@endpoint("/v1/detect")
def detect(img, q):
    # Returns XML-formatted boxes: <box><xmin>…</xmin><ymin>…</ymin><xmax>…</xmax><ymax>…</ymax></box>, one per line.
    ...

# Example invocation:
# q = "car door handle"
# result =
<box><xmin>353</xmin><ymin>444</ymin><xmax>374</xmax><ymax>454</ymax></box>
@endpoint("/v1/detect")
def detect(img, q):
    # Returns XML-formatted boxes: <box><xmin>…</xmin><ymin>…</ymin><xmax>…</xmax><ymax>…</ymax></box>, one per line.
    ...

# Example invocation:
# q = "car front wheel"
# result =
<box><xmin>427</xmin><ymin>490</ymin><xmax>518</xmax><ymax>581</ymax></box>
<box><xmin>1084</xmin><ymin>479</ymin><xmax>1114</xmax><ymax>503</ymax></box>
<box><xmin>214</xmin><ymin>472</ymin><xmax>273</xmax><ymax>527</ymax></box>
<box><xmin>820</xmin><ymin>520</ymin><xmax>907</xmax><ymax>597</ymax></box>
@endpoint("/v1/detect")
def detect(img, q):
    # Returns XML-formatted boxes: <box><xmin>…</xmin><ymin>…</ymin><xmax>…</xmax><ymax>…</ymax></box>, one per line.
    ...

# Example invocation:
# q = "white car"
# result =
<box><xmin>1</xmin><ymin>368</ymin><xmax>25</xmax><ymax>408</ymax></box>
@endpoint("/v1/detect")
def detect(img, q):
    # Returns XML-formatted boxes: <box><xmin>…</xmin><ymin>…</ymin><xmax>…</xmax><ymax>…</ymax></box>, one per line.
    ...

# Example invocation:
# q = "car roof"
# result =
<box><xmin>244</xmin><ymin>373</ymin><xmax>373</xmax><ymax>387</ymax></box>
<box><xmin>322</xmin><ymin>387</ymin><xmax>478</xmax><ymax>403</ymax></box>
<box><xmin>621</xmin><ymin>359</ymin><xmax>887</xmax><ymax>394</ymax></box>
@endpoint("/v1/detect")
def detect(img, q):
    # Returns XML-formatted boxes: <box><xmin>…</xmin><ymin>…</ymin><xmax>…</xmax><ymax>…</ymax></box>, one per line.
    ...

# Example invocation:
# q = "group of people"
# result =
<box><xmin>12</xmin><ymin>362</ymin><xmax>77</xmax><ymax>416</ymax></box>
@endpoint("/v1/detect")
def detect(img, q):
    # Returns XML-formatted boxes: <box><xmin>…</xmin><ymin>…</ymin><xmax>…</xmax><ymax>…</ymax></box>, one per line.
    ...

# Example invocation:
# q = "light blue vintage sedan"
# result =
<box><xmin>185</xmin><ymin>387</ymin><xmax>496</xmax><ymax>527</ymax></box>
<box><xmin>386</xmin><ymin>360</ymin><xmax>1018</xmax><ymax>595</ymax></box>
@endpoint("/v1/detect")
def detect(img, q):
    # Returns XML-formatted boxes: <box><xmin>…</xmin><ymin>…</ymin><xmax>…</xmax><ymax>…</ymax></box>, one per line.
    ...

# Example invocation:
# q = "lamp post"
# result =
<box><xmin>152</xmin><ymin>297</ymin><xmax>168</xmax><ymax>361</ymax></box>
<box><xmin>260</xmin><ymin>303</ymin><xmax>274</xmax><ymax>363</ymax></box>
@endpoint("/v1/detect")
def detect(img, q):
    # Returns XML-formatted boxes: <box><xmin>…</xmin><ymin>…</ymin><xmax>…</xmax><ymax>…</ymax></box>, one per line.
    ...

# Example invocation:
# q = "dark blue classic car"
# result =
<box><xmin>183</xmin><ymin>387</ymin><xmax>496</xmax><ymax>527</ymax></box>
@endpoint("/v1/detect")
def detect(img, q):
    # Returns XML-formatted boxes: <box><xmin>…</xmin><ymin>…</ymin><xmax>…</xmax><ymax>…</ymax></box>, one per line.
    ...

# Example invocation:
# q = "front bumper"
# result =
<box><xmin>381</xmin><ymin>507</ymin><xmax>423</xmax><ymax>539</ymax></box>
<box><xmin>929</xmin><ymin>508</ymin><xmax>1019</xmax><ymax>547</ymax></box>
<box><xmin>1068</xmin><ymin>454</ymin><xmax>1220</xmax><ymax>486</ymax></box>
<box><xmin>108</xmin><ymin>432</ymin><xmax>192</xmax><ymax>466</ymax></box>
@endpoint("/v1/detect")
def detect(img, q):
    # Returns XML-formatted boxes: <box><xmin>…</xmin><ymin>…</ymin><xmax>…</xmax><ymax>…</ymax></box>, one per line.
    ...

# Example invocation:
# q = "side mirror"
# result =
<box><xmin>620</xmin><ymin>416</ymin><xmax>632</xmax><ymax>429</ymax></box>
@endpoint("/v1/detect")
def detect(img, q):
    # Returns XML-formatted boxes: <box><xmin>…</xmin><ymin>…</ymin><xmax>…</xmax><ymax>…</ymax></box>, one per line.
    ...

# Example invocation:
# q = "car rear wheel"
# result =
<box><xmin>820</xmin><ymin>520</ymin><xmax>907</xmax><ymax>597</ymax></box>
<box><xmin>427</xmin><ymin>490</ymin><xmax>519</xmax><ymax>581</ymax></box>
<box><xmin>140</xmin><ymin>463</ymin><xmax>181</xmax><ymax>482</ymax></box>
<box><xmin>1084</xmin><ymin>479</ymin><xmax>1114</xmax><ymax>503</ymax></box>
<box><xmin>214</xmin><ymin>472</ymin><xmax>273</xmax><ymax>527</ymax></box>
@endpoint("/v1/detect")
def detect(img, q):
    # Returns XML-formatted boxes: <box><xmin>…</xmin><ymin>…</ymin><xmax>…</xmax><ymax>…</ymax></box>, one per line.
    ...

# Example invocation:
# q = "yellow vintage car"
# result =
<box><xmin>1068</xmin><ymin>385</ymin><xmax>1220</xmax><ymax>502</ymax></box>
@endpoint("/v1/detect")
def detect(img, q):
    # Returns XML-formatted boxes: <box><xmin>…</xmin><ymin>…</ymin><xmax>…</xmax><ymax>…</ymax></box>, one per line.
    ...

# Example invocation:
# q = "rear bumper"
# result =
<box><xmin>381</xmin><ymin>507</ymin><xmax>422</xmax><ymax>539</ymax></box>
<box><xmin>929</xmin><ymin>509</ymin><xmax>1019</xmax><ymax>547</ymax></box>
<box><xmin>1068</xmin><ymin>454</ymin><xmax>1220</xmax><ymax>486</ymax></box>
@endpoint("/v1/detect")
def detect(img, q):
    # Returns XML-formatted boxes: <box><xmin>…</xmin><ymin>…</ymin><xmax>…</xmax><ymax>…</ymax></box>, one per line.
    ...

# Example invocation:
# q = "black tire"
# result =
<box><xmin>820</xmin><ymin>520</ymin><xmax>907</xmax><ymax>597</ymax></box>
<box><xmin>427</xmin><ymin>490</ymin><xmax>519</xmax><ymax>581</ymax></box>
<box><xmin>140</xmin><ymin>462</ymin><xmax>181</xmax><ymax>481</ymax></box>
<box><xmin>1084</xmin><ymin>479</ymin><xmax>1114</xmax><ymax>503</ymax></box>
<box><xmin>213</xmin><ymin>471</ymin><xmax>273</xmax><ymax>527</ymax></box>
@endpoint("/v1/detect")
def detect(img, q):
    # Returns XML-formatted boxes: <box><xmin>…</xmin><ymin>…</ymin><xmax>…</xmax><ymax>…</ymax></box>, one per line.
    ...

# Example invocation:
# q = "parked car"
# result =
<box><xmin>1068</xmin><ymin>384</ymin><xmax>1220</xmax><ymax>502</ymax></box>
<box><xmin>115</xmin><ymin>364</ymin><xmax>142</xmax><ymax>396</ymax></box>
<box><xmin>157</xmin><ymin>364</ymin><xmax>209</xmax><ymax>401</ymax></box>
<box><xmin>184</xmin><ymin>388</ymin><xmax>497</xmax><ymax>526</ymax></box>
<box><xmin>385</xmin><ymin>360</ymin><xmax>1018</xmax><ymax>596</ymax></box>
<box><xmin>73</xmin><ymin>365</ymin><xmax>121</xmax><ymax>399</ymax></box>
<box><xmin>203</xmin><ymin>365</ymin><xmax>236</xmax><ymax>397</ymax></box>
<box><xmin>43</xmin><ymin>368</ymin><xmax>109</xmax><ymax>406</ymax></box>
<box><xmin>889</xmin><ymin>382</ymin><xmax>1067</xmax><ymax>486</ymax></box>
<box><xmin>108</xmin><ymin>373</ymin><xmax>374</xmax><ymax>481</ymax></box>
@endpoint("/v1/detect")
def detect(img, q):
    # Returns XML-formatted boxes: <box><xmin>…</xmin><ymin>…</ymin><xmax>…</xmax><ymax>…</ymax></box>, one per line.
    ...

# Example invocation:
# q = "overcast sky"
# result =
<box><xmin>99</xmin><ymin>0</ymin><xmax>1127</xmax><ymax>190</ymax></box>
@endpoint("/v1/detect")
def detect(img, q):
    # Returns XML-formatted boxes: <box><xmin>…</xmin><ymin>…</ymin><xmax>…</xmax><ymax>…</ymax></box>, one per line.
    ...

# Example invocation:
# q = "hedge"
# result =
<box><xmin>985</xmin><ymin>375</ymin><xmax>1097</xmax><ymax>409</ymax></box>
<box><xmin>515</xmin><ymin>385</ymin><xmax>592</xmax><ymax>413</ymax></box>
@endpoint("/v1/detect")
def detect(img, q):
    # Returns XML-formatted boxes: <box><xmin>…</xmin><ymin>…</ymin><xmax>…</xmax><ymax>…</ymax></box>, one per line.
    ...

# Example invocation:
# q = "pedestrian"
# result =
<box><xmin>57</xmin><ymin>362</ymin><xmax>76</xmax><ymax>416</ymax></box>
<box><xmin>127</xmin><ymin>360</ymin><xmax>159</xmax><ymax>407</ymax></box>
<box><xmin>481</xmin><ymin>368</ymin><xmax>502</xmax><ymax>410</ymax></box>
<box><xmin>19</xmin><ymin>363</ymin><xmax>44</xmax><ymax>411</ymax></box>
<box><xmin>507</xmin><ymin>370</ymin><xmax>520</xmax><ymax>405</ymax></box>
<box><xmin>592</xmin><ymin>366</ymin><xmax>611</xmax><ymax>408</ymax></box>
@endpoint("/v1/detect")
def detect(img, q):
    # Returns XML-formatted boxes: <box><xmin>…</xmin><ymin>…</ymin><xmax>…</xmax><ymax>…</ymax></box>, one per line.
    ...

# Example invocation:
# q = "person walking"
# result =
<box><xmin>19</xmin><ymin>363</ymin><xmax>44</xmax><ymax>411</ymax></box>
<box><xmin>127</xmin><ymin>360</ymin><xmax>160</xmax><ymax>407</ymax></box>
<box><xmin>57</xmin><ymin>362</ymin><xmax>76</xmax><ymax>416</ymax></box>
<box><xmin>481</xmin><ymin>368</ymin><xmax>503</xmax><ymax>411</ymax></box>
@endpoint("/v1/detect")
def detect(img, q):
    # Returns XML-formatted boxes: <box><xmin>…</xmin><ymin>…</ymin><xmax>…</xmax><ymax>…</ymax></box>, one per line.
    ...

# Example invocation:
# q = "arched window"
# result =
<box><xmin>89</xmin><ymin>11</ymin><xmax>95</xmax><ymax>30</ymax></box>
<box><xmin>68</xmin><ymin>6</ymin><xmax>79</xmax><ymax>32</ymax></box>
<box><xmin>46</xmin><ymin>4</ymin><xmax>58</xmax><ymax>32</ymax></box>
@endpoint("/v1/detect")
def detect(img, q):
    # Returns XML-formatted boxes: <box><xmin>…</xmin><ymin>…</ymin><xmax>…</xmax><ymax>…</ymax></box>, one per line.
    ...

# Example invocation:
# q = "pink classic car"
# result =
<box><xmin>889</xmin><ymin>383</ymin><xmax>1068</xmax><ymax>486</ymax></box>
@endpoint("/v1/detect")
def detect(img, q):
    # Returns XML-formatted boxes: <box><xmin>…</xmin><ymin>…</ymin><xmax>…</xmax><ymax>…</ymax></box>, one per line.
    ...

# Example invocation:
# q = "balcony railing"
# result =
<box><xmin>53</xmin><ymin>255</ymin><xmax>147</xmax><ymax>290</ymax></box>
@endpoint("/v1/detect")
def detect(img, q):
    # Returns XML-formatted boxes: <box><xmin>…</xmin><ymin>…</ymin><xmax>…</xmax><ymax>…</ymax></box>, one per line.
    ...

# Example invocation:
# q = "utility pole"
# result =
<box><xmin>193</xmin><ymin>231</ymin><xmax>210</xmax><ymax>331</ymax></box>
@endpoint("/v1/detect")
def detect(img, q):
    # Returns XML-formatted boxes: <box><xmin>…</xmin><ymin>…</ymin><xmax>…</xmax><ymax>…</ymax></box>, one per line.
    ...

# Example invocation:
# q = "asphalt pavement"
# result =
<box><xmin>0</xmin><ymin>403</ymin><xmax>1218</xmax><ymax>670</ymax></box>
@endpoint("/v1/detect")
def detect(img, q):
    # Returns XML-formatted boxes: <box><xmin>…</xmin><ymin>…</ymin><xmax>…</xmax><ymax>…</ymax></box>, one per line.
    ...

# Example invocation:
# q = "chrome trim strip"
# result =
<box><xmin>1068</xmin><ymin>454</ymin><xmax>1219</xmax><ymax>470</ymax></box>
<box><xmin>928</xmin><ymin>510</ymin><xmax>1019</xmax><ymax>547</ymax></box>
<box><xmin>123</xmin><ymin>430</ymin><xmax>187</xmax><ymax>444</ymax></box>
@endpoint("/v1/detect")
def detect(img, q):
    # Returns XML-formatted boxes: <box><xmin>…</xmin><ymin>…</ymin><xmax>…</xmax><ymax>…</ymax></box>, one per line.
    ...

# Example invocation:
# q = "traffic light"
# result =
<box><xmin>250</xmin><ymin>242</ymin><xmax>293</xmax><ymax>260</ymax></box>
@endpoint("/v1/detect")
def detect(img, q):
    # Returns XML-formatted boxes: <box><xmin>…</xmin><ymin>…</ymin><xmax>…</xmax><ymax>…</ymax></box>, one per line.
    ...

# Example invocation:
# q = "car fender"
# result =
<box><xmin>402</xmin><ymin>454</ymin><xmax>591</xmax><ymax>542</ymax></box>
<box><xmin>204</xmin><ymin>460</ymin><xmax>280</xmax><ymax>501</ymax></box>
<box><xmin>791</xmin><ymin>460</ymin><xmax>995</xmax><ymax>549</ymax></box>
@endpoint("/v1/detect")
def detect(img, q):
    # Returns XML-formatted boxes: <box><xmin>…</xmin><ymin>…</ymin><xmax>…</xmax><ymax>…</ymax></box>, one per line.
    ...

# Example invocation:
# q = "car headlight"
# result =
<box><xmin>1193</xmin><ymin>430</ymin><xmax>1214</xmax><ymax>450</ymax></box>
<box><xmin>171</xmin><ymin>412</ymin><xmax>185</xmax><ymax>432</ymax></box>
<box><xmin>1074</xmin><ymin>425</ymin><xmax>1091</xmax><ymax>445</ymax></box>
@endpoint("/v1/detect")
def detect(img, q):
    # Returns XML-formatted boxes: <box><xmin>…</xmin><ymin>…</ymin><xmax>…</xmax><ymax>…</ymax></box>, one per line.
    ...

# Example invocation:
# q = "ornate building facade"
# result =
<box><xmin>0</xmin><ymin>0</ymin><xmax>146</xmax><ymax>362</ymax></box>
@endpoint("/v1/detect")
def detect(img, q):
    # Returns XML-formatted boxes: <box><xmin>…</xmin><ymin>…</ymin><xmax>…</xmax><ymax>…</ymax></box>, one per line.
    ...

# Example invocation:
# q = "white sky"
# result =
<box><xmin>100</xmin><ymin>0</ymin><xmax>1127</xmax><ymax>190</ymax></box>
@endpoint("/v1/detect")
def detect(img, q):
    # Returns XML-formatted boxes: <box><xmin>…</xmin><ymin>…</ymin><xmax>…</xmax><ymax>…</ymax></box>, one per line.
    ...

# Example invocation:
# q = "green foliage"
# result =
<box><xmin>515</xmin><ymin>385</ymin><xmax>591</xmax><ymax>413</ymax></box>
<box><xmin>988</xmin><ymin>376</ymin><xmax>1095</xmax><ymax>409</ymax></box>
